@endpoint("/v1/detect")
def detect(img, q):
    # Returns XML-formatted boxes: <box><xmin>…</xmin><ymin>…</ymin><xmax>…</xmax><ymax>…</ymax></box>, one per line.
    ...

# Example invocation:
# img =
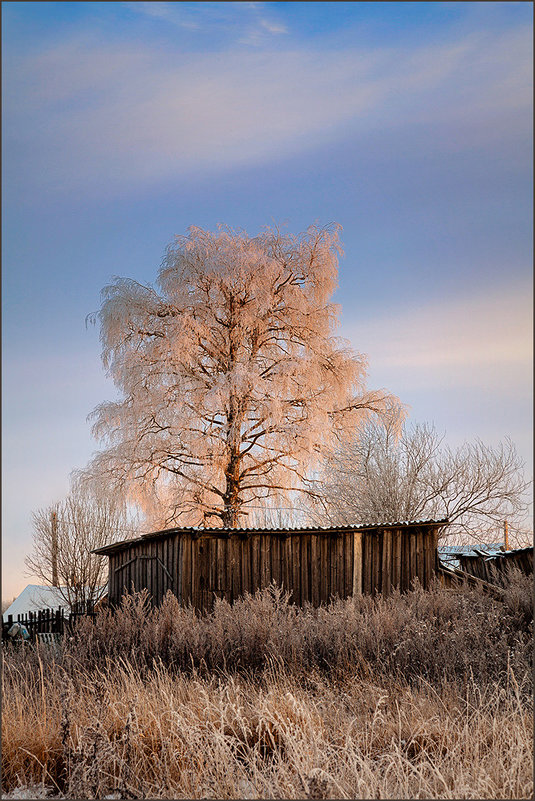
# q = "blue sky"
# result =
<box><xmin>2</xmin><ymin>1</ymin><xmax>532</xmax><ymax>601</ymax></box>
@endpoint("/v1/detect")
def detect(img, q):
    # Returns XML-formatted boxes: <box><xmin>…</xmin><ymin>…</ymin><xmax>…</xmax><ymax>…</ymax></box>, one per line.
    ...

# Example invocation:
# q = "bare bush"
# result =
<box><xmin>25</xmin><ymin>487</ymin><xmax>128</xmax><ymax>609</ymax></box>
<box><xmin>310</xmin><ymin>420</ymin><xmax>531</xmax><ymax>542</ymax></box>
<box><xmin>9</xmin><ymin>576</ymin><xmax>532</xmax><ymax>691</ymax></box>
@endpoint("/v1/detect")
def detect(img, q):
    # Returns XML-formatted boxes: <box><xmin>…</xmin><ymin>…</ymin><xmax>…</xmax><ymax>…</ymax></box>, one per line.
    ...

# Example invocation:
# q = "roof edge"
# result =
<box><xmin>93</xmin><ymin>518</ymin><xmax>449</xmax><ymax>556</ymax></box>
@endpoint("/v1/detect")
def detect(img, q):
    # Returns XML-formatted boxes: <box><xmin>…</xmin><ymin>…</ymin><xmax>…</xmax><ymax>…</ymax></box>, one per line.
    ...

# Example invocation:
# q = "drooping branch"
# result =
<box><xmin>82</xmin><ymin>224</ymin><xmax>404</xmax><ymax>529</ymax></box>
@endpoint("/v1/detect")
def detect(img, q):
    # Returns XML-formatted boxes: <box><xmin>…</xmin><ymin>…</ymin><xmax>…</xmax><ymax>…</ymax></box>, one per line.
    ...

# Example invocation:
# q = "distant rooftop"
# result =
<box><xmin>438</xmin><ymin>542</ymin><xmax>532</xmax><ymax>568</ymax></box>
<box><xmin>2</xmin><ymin>584</ymin><xmax>67</xmax><ymax>622</ymax></box>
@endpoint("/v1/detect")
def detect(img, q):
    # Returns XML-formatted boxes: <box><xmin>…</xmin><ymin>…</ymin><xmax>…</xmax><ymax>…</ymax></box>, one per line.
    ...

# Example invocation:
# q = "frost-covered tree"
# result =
<box><xmin>311</xmin><ymin>420</ymin><xmax>531</xmax><ymax>543</ymax></box>
<box><xmin>25</xmin><ymin>488</ymin><xmax>127</xmax><ymax>609</ymax></box>
<box><xmin>84</xmin><ymin>224</ymin><xmax>403</xmax><ymax>528</ymax></box>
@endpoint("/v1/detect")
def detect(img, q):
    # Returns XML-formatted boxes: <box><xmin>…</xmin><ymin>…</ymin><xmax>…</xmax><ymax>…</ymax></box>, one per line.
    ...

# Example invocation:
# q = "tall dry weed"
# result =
<box><xmin>2</xmin><ymin>657</ymin><xmax>532</xmax><ymax>799</ymax></box>
<box><xmin>2</xmin><ymin>575</ymin><xmax>532</xmax><ymax>799</ymax></box>
<box><xmin>60</xmin><ymin>575</ymin><xmax>533</xmax><ymax>688</ymax></box>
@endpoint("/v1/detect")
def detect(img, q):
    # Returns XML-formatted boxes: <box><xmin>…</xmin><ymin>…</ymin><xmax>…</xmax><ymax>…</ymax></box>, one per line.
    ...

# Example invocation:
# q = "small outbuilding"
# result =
<box><xmin>2</xmin><ymin>584</ymin><xmax>67</xmax><ymax>622</ymax></box>
<box><xmin>439</xmin><ymin>543</ymin><xmax>533</xmax><ymax>584</ymax></box>
<box><xmin>94</xmin><ymin>519</ymin><xmax>447</xmax><ymax>611</ymax></box>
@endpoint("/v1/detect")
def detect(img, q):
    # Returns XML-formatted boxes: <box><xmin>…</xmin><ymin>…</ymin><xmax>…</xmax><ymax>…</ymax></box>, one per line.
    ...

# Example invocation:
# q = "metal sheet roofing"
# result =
<box><xmin>438</xmin><ymin>542</ymin><xmax>533</xmax><ymax>568</ymax></box>
<box><xmin>439</xmin><ymin>543</ymin><xmax>504</xmax><ymax>558</ymax></box>
<box><xmin>93</xmin><ymin>518</ymin><xmax>449</xmax><ymax>555</ymax></box>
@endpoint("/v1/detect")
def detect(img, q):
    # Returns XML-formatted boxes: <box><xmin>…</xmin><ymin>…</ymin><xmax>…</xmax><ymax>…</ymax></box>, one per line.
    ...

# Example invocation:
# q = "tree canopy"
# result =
<box><xmin>85</xmin><ymin>224</ymin><xmax>403</xmax><ymax>527</ymax></box>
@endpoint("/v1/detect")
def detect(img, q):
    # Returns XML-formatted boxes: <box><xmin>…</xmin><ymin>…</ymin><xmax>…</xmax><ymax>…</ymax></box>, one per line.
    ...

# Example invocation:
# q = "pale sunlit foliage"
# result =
<box><xmin>84</xmin><ymin>224</ymin><xmax>403</xmax><ymax>527</ymax></box>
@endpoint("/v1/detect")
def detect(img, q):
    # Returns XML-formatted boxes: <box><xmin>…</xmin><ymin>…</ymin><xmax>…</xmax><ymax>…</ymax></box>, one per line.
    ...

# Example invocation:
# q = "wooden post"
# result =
<box><xmin>504</xmin><ymin>520</ymin><xmax>509</xmax><ymax>551</ymax></box>
<box><xmin>51</xmin><ymin>511</ymin><xmax>59</xmax><ymax>587</ymax></box>
<box><xmin>352</xmin><ymin>532</ymin><xmax>362</xmax><ymax>597</ymax></box>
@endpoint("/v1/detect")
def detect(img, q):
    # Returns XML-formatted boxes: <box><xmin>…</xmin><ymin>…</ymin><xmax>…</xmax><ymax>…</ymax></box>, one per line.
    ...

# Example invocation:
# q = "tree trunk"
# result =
<box><xmin>222</xmin><ymin>450</ymin><xmax>241</xmax><ymax>527</ymax></box>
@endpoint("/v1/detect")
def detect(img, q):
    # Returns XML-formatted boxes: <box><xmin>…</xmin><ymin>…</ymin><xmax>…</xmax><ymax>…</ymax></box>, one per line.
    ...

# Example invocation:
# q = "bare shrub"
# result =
<box><xmin>61</xmin><ymin>579</ymin><xmax>533</xmax><ymax>691</ymax></box>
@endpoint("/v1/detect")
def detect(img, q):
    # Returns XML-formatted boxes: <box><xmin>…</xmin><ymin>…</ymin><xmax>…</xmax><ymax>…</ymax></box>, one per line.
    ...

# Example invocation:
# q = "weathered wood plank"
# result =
<box><xmin>250</xmin><ymin>534</ymin><xmax>259</xmax><ymax>595</ymax></box>
<box><xmin>286</xmin><ymin>535</ymin><xmax>294</xmax><ymax>598</ymax></box>
<box><xmin>208</xmin><ymin>536</ymin><xmax>215</xmax><ymax>608</ymax></box>
<box><xmin>373</xmin><ymin>532</ymin><xmax>378</xmax><ymax>596</ymax></box>
<box><xmin>401</xmin><ymin>532</ymin><xmax>409</xmax><ymax>593</ymax></box>
<box><xmin>343</xmin><ymin>533</ymin><xmax>351</xmax><ymax>598</ymax></box>
<box><xmin>295</xmin><ymin>536</ymin><xmax>301</xmax><ymax>601</ymax></box>
<box><xmin>409</xmin><ymin>531</ymin><xmax>416</xmax><ymax>591</ymax></box>
<box><xmin>396</xmin><ymin>530</ymin><xmax>403</xmax><ymax>589</ymax></box>
<box><xmin>321</xmin><ymin>532</ymin><xmax>329</xmax><ymax>603</ymax></box>
<box><xmin>183</xmin><ymin>534</ymin><xmax>191</xmax><ymax>606</ymax></box>
<box><xmin>368</xmin><ymin>531</ymin><xmax>374</xmax><ymax>596</ymax></box>
<box><xmin>427</xmin><ymin>533</ymin><xmax>434</xmax><ymax>588</ymax></box>
<box><xmin>175</xmin><ymin>535</ymin><xmax>182</xmax><ymax>604</ymax></box>
<box><xmin>269</xmin><ymin>534</ymin><xmax>277</xmax><ymax>589</ymax></box>
<box><xmin>310</xmin><ymin>534</ymin><xmax>319</xmax><ymax>606</ymax></box>
<box><xmin>352</xmin><ymin>532</ymin><xmax>362</xmax><ymax>597</ymax></box>
<box><xmin>302</xmin><ymin>535</ymin><xmax>310</xmax><ymax>604</ymax></box>
<box><xmin>416</xmin><ymin>529</ymin><xmax>424</xmax><ymax>588</ymax></box>
<box><xmin>361</xmin><ymin>534</ymin><xmax>367</xmax><ymax>595</ymax></box>
<box><xmin>164</xmin><ymin>536</ymin><xmax>170</xmax><ymax>601</ymax></box>
<box><xmin>258</xmin><ymin>534</ymin><xmax>267</xmax><ymax>590</ymax></box>
<box><xmin>280</xmin><ymin>535</ymin><xmax>289</xmax><ymax>595</ymax></box>
<box><xmin>217</xmin><ymin>537</ymin><xmax>225</xmax><ymax>601</ymax></box>
<box><xmin>341</xmin><ymin>532</ymin><xmax>347</xmax><ymax>597</ymax></box>
<box><xmin>231</xmin><ymin>537</ymin><xmax>241</xmax><ymax>603</ymax></box>
<box><xmin>329</xmin><ymin>535</ymin><xmax>336</xmax><ymax>601</ymax></box>
<box><xmin>382</xmin><ymin>529</ymin><xmax>391</xmax><ymax>595</ymax></box>
<box><xmin>334</xmin><ymin>532</ymin><xmax>343</xmax><ymax>597</ymax></box>
<box><xmin>151</xmin><ymin>539</ymin><xmax>157</xmax><ymax>606</ymax></box>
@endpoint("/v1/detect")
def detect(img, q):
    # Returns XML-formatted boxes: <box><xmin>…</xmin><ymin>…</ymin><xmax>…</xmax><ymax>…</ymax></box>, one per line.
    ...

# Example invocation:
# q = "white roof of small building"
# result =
<box><xmin>2</xmin><ymin>584</ymin><xmax>68</xmax><ymax>621</ymax></box>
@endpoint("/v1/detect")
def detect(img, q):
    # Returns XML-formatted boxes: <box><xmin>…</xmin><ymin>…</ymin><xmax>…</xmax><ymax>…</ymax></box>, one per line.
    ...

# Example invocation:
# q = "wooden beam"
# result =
<box><xmin>114</xmin><ymin>557</ymin><xmax>137</xmax><ymax>573</ymax></box>
<box><xmin>352</xmin><ymin>531</ymin><xmax>363</xmax><ymax>597</ymax></box>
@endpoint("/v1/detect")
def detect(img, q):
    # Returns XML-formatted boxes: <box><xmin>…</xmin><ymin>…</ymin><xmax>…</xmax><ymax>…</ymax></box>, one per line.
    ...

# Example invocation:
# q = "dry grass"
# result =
<box><xmin>2</xmin><ymin>575</ymin><xmax>533</xmax><ymax>799</ymax></box>
<box><xmin>2</xmin><ymin>658</ymin><xmax>532</xmax><ymax>799</ymax></box>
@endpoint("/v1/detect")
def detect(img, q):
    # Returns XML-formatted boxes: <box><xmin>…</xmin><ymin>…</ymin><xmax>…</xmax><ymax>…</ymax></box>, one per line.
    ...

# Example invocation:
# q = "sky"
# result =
<box><xmin>2</xmin><ymin>1</ymin><xmax>532</xmax><ymax>602</ymax></box>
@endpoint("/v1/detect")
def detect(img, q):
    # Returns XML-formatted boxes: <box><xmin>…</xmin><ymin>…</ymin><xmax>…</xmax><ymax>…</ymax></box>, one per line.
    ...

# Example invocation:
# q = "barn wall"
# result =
<box><xmin>107</xmin><ymin>525</ymin><xmax>440</xmax><ymax>609</ymax></box>
<box><xmin>359</xmin><ymin>526</ymin><xmax>437</xmax><ymax>595</ymax></box>
<box><xmin>178</xmin><ymin>530</ymin><xmax>355</xmax><ymax>608</ymax></box>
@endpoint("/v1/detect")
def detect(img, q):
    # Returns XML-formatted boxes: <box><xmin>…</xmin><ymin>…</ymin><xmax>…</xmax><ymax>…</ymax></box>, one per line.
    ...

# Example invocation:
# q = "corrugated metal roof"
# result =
<box><xmin>93</xmin><ymin>518</ymin><xmax>449</xmax><ymax>555</ymax></box>
<box><xmin>438</xmin><ymin>543</ymin><xmax>533</xmax><ymax>568</ymax></box>
<box><xmin>439</xmin><ymin>543</ymin><xmax>504</xmax><ymax>558</ymax></box>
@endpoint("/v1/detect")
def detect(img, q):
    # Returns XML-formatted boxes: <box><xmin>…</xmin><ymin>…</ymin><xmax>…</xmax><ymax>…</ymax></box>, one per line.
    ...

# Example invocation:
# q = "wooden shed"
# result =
<box><xmin>457</xmin><ymin>545</ymin><xmax>533</xmax><ymax>584</ymax></box>
<box><xmin>94</xmin><ymin>519</ymin><xmax>447</xmax><ymax>610</ymax></box>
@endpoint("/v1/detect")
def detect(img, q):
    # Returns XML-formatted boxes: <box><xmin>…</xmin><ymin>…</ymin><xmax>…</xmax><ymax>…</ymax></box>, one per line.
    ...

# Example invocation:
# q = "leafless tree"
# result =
<box><xmin>25</xmin><ymin>488</ymin><xmax>129</xmax><ymax>609</ymax></box>
<box><xmin>310</xmin><ymin>420</ymin><xmax>531</xmax><ymax>543</ymax></box>
<box><xmin>82</xmin><ymin>224</ymin><xmax>404</xmax><ymax>528</ymax></box>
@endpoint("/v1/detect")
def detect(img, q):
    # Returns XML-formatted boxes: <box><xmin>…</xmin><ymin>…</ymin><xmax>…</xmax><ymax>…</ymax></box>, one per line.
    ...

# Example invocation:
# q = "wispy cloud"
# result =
<box><xmin>4</xmin><ymin>22</ymin><xmax>531</xmax><ymax>195</ymax></box>
<box><xmin>260</xmin><ymin>19</ymin><xmax>287</xmax><ymax>35</ymax></box>
<box><xmin>124</xmin><ymin>1</ymin><xmax>286</xmax><ymax>40</ymax></box>
<box><xmin>342</xmin><ymin>278</ymin><xmax>533</xmax><ymax>393</ymax></box>
<box><xmin>124</xmin><ymin>2</ymin><xmax>178</xmax><ymax>22</ymax></box>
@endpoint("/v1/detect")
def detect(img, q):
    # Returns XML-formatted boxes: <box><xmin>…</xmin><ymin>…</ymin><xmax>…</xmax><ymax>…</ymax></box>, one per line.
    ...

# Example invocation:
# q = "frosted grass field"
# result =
<box><xmin>2</xmin><ymin>576</ymin><xmax>532</xmax><ymax>800</ymax></box>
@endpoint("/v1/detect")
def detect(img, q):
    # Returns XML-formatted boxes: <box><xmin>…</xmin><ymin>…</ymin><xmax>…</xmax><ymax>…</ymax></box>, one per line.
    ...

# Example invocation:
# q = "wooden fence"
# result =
<box><xmin>2</xmin><ymin>605</ymin><xmax>96</xmax><ymax>642</ymax></box>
